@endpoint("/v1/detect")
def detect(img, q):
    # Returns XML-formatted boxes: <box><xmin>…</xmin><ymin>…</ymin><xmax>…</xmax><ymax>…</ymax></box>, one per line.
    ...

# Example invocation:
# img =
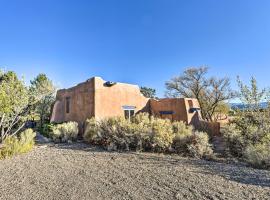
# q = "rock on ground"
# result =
<box><xmin>0</xmin><ymin>142</ymin><xmax>269</xmax><ymax>200</ymax></box>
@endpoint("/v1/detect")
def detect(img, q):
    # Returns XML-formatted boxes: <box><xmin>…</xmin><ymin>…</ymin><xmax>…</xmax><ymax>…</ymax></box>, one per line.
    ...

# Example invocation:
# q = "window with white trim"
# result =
<box><xmin>122</xmin><ymin>106</ymin><xmax>136</xmax><ymax>120</ymax></box>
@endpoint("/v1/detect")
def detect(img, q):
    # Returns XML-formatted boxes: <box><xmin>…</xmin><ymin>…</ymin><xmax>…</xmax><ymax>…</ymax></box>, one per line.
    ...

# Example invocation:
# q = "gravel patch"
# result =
<box><xmin>0</xmin><ymin>142</ymin><xmax>269</xmax><ymax>200</ymax></box>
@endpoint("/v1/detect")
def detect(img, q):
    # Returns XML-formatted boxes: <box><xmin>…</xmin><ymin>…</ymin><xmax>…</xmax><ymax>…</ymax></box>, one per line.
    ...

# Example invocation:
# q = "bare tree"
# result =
<box><xmin>165</xmin><ymin>67</ymin><xmax>234</xmax><ymax>121</ymax></box>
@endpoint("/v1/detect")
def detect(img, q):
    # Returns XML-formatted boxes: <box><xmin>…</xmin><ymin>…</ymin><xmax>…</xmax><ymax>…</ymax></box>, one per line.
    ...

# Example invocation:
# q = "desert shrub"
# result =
<box><xmin>172</xmin><ymin>121</ymin><xmax>193</xmax><ymax>136</ymax></box>
<box><xmin>40</xmin><ymin>123</ymin><xmax>55</xmax><ymax>138</ymax></box>
<box><xmin>243</xmin><ymin>143</ymin><xmax>270</xmax><ymax>169</ymax></box>
<box><xmin>172</xmin><ymin>122</ymin><xmax>193</xmax><ymax>154</ymax></box>
<box><xmin>223</xmin><ymin>123</ymin><xmax>246</xmax><ymax>157</ymax></box>
<box><xmin>88</xmin><ymin>115</ymin><xmax>175</xmax><ymax>152</ymax></box>
<box><xmin>172</xmin><ymin>122</ymin><xmax>213</xmax><ymax>158</ymax></box>
<box><xmin>222</xmin><ymin>76</ymin><xmax>270</xmax><ymax>168</ymax></box>
<box><xmin>223</xmin><ymin>112</ymin><xmax>270</xmax><ymax>155</ymax></box>
<box><xmin>0</xmin><ymin>136</ymin><xmax>20</xmax><ymax>159</ymax></box>
<box><xmin>132</xmin><ymin>112</ymin><xmax>151</xmax><ymax>126</ymax></box>
<box><xmin>19</xmin><ymin>129</ymin><xmax>36</xmax><ymax>153</ymax></box>
<box><xmin>133</xmin><ymin>113</ymin><xmax>176</xmax><ymax>151</ymax></box>
<box><xmin>222</xmin><ymin>110</ymin><xmax>270</xmax><ymax>169</ymax></box>
<box><xmin>97</xmin><ymin>117</ymin><xmax>147</xmax><ymax>151</ymax></box>
<box><xmin>83</xmin><ymin>118</ymin><xmax>99</xmax><ymax>143</ymax></box>
<box><xmin>51</xmin><ymin>121</ymin><xmax>78</xmax><ymax>143</ymax></box>
<box><xmin>0</xmin><ymin>129</ymin><xmax>36</xmax><ymax>159</ymax></box>
<box><xmin>83</xmin><ymin>114</ymin><xmax>213</xmax><ymax>156</ymax></box>
<box><xmin>187</xmin><ymin>131</ymin><xmax>213</xmax><ymax>158</ymax></box>
<box><xmin>149</xmin><ymin>118</ymin><xmax>174</xmax><ymax>151</ymax></box>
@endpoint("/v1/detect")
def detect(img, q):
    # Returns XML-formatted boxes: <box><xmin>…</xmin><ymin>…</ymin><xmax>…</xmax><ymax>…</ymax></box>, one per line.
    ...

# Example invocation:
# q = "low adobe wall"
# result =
<box><xmin>194</xmin><ymin>120</ymin><xmax>221</xmax><ymax>137</ymax></box>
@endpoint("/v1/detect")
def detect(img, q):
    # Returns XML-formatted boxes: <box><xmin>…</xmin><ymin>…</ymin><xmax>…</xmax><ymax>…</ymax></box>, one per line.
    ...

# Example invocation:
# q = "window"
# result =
<box><xmin>130</xmin><ymin>110</ymin><xmax>135</xmax><ymax>117</ymax></box>
<box><xmin>159</xmin><ymin>111</ymin><xmax>174</xmax><ymax>120</ymax></box>
<box><xmin>159</xmin><ymin>111</ymin><xmax>174</xmax><ymax>115</ymax></box>
<box><xmin>66</xmin><ymin>97</ymin><xmax>71</xmax><ymax>113</ymax></box>
<box><xmin>122</xmin><ymin>106</ymin><xmax>136</xmax><ymax>120</ymax></box>
<box><xmin>124</xmin><ymin>109</ymin><xmax>135</xmax><ymax>120</ymax></box>
<box><xmin>188</xmin><ymin>100</ymin><xmax>193</xmax><ymax>108</ymax></box>
<box><xmin>189</xmin><ymin>108</ymin><xmax>201</xmax><ymax>113</ymax></box>
<box><xmin>124</xmin><ymin>110</ymin><xmax>129</xmax><ymax>119</ymax></box>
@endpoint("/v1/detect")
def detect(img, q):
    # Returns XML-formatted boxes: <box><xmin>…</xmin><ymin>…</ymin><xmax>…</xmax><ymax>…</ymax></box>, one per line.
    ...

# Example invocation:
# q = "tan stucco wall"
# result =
<box><xmin>150</xmin><ymin>98</ymin><xmax>201</xmax><ymax>125</ymax></box>
<box><xmin>50</xmin><ymin>78</ymin><xmax>95</xmax><ymax>130</ymax></box>
<box><xmin>51</xmin><ymin>77</ymin><xmax>149</xmax><ymax>132</ymax></box>
<box><xmin>150</xmin><ymin>98</ymin><xmax>188</xmax><ymax>122</ymax></box>
<box><xmin>183</xmin><ymin>98</ymin><xmax>202</xmax><ymax>124</ymax></box>
<box><xmin>94</xmin><ymin>77</ymin><xmax>149</xmax><ymax>119</ymax></box>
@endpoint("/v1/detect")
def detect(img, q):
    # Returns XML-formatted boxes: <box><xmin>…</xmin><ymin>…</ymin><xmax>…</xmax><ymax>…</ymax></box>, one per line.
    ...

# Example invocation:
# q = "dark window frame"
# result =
<box><xmin>66</xmin><ymin>97</ymin><xmax>71</xmax><ymax>114</ymax></box>
<box><xmin>189</xmin><ymin>107</ymin><xmax>201</xmax><ymax>113</ymax></box>
<box><xmin>159</xmin><ymin>111</ymin><xmax>174</xmax><ymax>115</ymax></box>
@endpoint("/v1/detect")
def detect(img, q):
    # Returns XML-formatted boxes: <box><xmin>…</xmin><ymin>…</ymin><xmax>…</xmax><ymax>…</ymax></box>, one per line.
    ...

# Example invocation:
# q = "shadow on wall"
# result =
<box><xmin>136</xmin><ymin>100</ymin><xmax>151</xmax><ymax>114</ymax></box>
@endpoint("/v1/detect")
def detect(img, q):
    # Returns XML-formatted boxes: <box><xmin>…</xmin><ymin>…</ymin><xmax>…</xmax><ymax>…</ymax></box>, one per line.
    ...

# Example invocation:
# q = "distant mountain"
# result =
<box><xmin>230</xmin><ymin>102</ymin><xmax>268</xmax><ymax>110</ymax></box>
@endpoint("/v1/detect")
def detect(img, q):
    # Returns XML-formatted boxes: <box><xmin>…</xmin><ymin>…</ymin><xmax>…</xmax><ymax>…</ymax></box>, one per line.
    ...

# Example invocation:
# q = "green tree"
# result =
<box><xmin>140</xmin><ymin>86</ymin><xmax>156</xmax><ymax>98</ymax></box>
<box><xmin>237</xmin><ymin>76</ymin><xmax>268</xmax><ymax>111</ymax></box>
<box><xmin>0</xmin><ymin>71</ymin><xmax>29</xmax><ymax>140</ymax></box>
<box><xmin>165</xmin><ymin>67</ymin><xmax>234</xmax><ymax>121</ymax></box>
<box><xmin>234</xmin><ymin>76</ymin><xmax>270</xmax><ymax>132</ymax></box>
<box><xmin>29</xmin><ymin>74</ymin><xmax>56</xmax><ymax>129</ymax></box>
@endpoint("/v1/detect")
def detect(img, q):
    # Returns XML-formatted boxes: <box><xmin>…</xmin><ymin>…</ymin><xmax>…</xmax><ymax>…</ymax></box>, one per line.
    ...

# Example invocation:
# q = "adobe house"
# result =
<box><xmin>50</xmin><ymin>77</ymin><xmax>202</xmax><ymax>133</ymax></box>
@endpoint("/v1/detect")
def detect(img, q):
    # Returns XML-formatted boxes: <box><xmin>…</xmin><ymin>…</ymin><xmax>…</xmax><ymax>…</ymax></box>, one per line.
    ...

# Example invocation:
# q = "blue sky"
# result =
<box><xmin>0</xmin><ymin>0</ymin><xmax>270</xmax><ymax>98</ymax></box>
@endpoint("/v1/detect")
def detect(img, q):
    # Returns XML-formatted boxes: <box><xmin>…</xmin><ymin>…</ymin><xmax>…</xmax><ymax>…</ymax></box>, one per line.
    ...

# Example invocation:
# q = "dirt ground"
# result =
<box><xmin>0</xmin><ymin>142</ymin><xmax>269</xmax><ymax>200</ymax></box>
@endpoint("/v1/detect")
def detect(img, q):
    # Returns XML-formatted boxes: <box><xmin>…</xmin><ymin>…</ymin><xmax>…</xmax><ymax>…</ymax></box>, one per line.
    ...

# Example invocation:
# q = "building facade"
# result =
<box><xmin>51</xmin><ymin>77</ymin><xmax>202</xmax><ymax>133</ymax></box>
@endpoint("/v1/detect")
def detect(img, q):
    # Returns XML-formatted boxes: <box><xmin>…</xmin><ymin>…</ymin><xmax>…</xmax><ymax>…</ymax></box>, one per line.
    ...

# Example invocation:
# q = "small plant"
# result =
<box><xmin>171</xmin><ymin>121</ymin><xmax>193</xmax><ymax>154</ymax></box>
<box><xmin>51</xmin><ymin>121</ymin><xmax>78</xmax><ymax>143</ymax></box>
<box><xmin>0</xmin><ymin>136</ymin><xmax>20</xmax><ymax>159</ymax></box>
<box><xmin>0</xmin><ymin>129</ymin><xmax>36</xmax><ymax>159</ymax></box>
<box><xmin>150</xmin><ymin>118</ymin><xmax>174</xmax><ymax>151</ymax></box>
<box><xmin>222</xmin><ymin>123</ymin><xmax>246</xmax><ymax>157</ymax></box>
<box><xmin>83</xmin><ymin>118</ymin><xmax>99</xmax><ymax>143</ymax></box>
<box><xmin>172</xmin><ymin>123</ymin><xmax>213</xmax><ymax>159</ymax></box>
<box><xmin>187</xmin><ymin>131</ymin><xmax>213</xmax><ymax>159</ymax></box>
<box><xmin>132</xmin><ymin>112</ymin><xmax>151</xmax><ymax>126</ymax></box>
<box><xmin>18</xmin><ymin>128</ymin><xmax>36</xmax><ymax>153</ymax></box>
<box><xmin>40</xmin><ymin>123</ymin><xmax>55</xmax><ymax>138</ymax></box>
<box><xmin>172</xmin><ymin>121</ymin><xmax>193</xmax><ymax>137</ymax></box>
<box><xmin>243</xmin><ymin>144</ymin><xmax>270</xmax><ymax>169</ymax></box>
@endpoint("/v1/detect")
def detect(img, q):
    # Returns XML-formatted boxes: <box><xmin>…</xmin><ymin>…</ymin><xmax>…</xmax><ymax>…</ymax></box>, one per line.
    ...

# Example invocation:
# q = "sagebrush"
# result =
<box><xmin>84</xmin><ymin>113</ymin><xmax>213</xmax><ymax>157</ymax></box>
<box><xmin>51</xmin><ymin>121</ymin><xmax>79</xmax><ymax>143</ymax></box>
<box><xmin>222</xmin><ymin>76</ymin><xmax>270</xmax><ymax>169</ymax></box>
<box><xmin>223</xmin><ymin>111</ymin><xmax>270</xmax><ymax>168</ymax></box>
<box><xmin>0</xmin><ymin>129</ymin><xmax>36</xmax><ymax>159</ymax></box>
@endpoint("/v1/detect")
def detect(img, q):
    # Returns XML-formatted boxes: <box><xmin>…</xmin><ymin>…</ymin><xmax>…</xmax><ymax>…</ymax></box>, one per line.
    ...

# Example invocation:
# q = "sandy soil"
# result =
<box><xmin>0</xmin><ymin>142</ymin><xmax>269</xmax><ymax>200</ymax></box>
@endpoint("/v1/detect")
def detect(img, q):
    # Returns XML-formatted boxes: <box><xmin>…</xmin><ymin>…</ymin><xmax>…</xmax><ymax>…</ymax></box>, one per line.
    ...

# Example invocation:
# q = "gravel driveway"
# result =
<box><xmin>0</xmin><ymin>142</ymin><xmax>269</xmax><ymax>200</ymax></box>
